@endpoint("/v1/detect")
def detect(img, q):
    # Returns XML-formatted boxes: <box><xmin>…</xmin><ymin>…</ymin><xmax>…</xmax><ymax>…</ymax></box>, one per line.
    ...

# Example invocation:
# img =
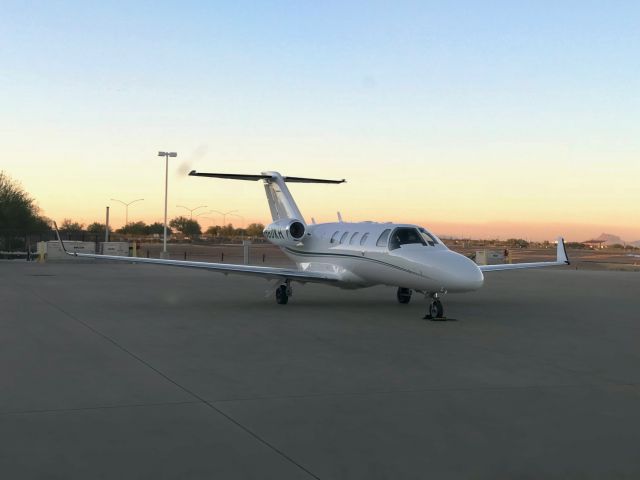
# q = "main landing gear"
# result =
<box><xmin>275</xmin><ymin>281</ymin><xmax>292</xmax><ymax>305</ymax></box>
<box><xmin>424</xmin><ymin>292</ymin><xmax>446</xmax><ymax>321</ymax></box>
<box><xmin>397</xmin><ymin>287</ymin><xmax>412</xmax><ymax>304</ymax></box>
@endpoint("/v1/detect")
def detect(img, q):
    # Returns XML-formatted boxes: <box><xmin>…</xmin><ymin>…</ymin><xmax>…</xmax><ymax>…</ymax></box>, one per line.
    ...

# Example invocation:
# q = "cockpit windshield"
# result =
<box><xmin>418</xmin><ymin>227</ymin><xmax>440</xmax><ymax>247</ymax></box>
<box><xmin>418</xmin><ymin>227</ymin><xmax>439</xmax><ymax>246</ymax></box>
<box><xmin>388</xmin><ymin>228</ymin><xmax>427</xmax><ymax>250</ymax></box>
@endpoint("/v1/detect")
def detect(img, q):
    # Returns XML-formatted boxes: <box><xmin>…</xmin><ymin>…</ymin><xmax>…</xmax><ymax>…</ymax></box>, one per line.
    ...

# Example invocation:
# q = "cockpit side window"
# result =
<box><xmin>349</xmin><ymin>232</ymin><xmax>360</xmax><ymax>245</ymax></box>
<box><xmin>376</xmin><ymin>229</ymin><xmax>391</xmax><ymax>247</ymax></box>
<box><xmin>360</xmin><ymin>233</ymin><xmax>369</xmax><ymax>246</ymax></box>
<box><xmin>418</xmin><ymin>227</ymin><xmax>439</xmax><ymax>246</ymax></box>
<box><xmin>339</xmin><ymin>232</ymin><xmax>349</xmax><ymax>244</ymax></box>
<box><xmin>330</xmin><ymin>231</ymin><xmax>340</xmax><ymax>243</ymax></box>
<box><xmin>389</xmin><ymin>228</ymin><xmax>427</xmax><ymax>250</ymax></box>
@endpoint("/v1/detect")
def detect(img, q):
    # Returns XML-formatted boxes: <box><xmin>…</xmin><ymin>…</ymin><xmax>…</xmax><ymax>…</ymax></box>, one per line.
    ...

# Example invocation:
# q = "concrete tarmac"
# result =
<box><xmin>1</xmin><ymin>261</ymin><xmax>639</xmax><ymax>479</ymax></box>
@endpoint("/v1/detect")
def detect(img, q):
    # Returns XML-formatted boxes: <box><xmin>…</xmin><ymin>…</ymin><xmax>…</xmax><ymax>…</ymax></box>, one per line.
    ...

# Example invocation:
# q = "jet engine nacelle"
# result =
<box><xmin>263</xmin><ymin>219</ymin><xmax>306</xmax><ymax>246</ymax></box>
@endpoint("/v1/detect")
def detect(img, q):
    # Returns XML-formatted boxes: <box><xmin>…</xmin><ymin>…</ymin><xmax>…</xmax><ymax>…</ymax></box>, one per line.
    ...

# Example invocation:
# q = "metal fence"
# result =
<box><xmin>0</xmin><ymin>229</ymin><xmax>291</xmax><ymax>266</ymax></box>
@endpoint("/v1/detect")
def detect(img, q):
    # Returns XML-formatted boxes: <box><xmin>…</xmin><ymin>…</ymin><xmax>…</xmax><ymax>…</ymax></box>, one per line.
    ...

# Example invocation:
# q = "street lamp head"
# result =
<box><xmin>158</xmin><ymin>151</ymin><xmax>177</xmax><ymax>157</ymax></box>
<box><xmin>169</xmin><ymin>152</ymin><xmax>177</xmax><ymax>157</ymax></box>
<box><xmin>158</xmin><ymin>151</ymin><xmax>166</xmax><ymax>156</ymax></box>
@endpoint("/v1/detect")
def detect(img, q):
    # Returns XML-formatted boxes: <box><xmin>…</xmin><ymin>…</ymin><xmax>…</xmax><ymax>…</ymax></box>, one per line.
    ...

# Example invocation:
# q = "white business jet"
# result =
<box><xmin>54</xmin><ymin>171</ymin><xmax>569</xmax><ymax>319</ymax></box>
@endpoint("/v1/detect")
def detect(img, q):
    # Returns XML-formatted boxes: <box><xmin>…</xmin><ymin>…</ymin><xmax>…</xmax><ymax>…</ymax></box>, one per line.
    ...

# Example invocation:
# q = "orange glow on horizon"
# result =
<box><xmin>6</xmin><ymin>142</ymin><xmax>639</xmax><ymax>244</ymax></box>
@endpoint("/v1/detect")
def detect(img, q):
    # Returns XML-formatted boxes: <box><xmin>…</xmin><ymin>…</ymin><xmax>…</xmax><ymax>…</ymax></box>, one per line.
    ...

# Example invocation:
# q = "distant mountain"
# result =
<box><xmin>595</xmin><ymin>233</ymin><xmax>624</xmax><ymax>246</ymax></box>
<box><xmin>590</xmin><ymin>233</ymin><xmax>640</xmax><ymax>247</ymax></box>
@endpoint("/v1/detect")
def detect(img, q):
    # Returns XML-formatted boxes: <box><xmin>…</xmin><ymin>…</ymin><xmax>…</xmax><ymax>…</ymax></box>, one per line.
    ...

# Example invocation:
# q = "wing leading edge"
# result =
<box><xmin>52</xmin><ymin>223</ymin><xmax>339</xmax><ymax>284</ymax></box>
<box><xmin>479</xmin><ymin>237</ymin><xmax>570</xmax><ymax>272</ymax></box>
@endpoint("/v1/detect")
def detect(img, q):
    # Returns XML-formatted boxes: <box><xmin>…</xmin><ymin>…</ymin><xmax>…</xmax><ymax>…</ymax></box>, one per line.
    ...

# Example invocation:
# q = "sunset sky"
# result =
<box><xmin>2</xmin><ymin>1</ymin><xmax>639</xmax><ymax>241</ymax></box>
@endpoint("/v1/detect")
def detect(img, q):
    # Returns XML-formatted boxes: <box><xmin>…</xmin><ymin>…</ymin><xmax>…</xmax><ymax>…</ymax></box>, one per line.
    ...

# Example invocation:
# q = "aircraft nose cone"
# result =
<box><xmin>445</xmin><ymin>251</ymin><xmax>484</xmax><ymax>292</ymax></box>
<box><xmin>468</xmin><ymin>261</ymin><xmax>485</xmax><ymax>290</ymax></box>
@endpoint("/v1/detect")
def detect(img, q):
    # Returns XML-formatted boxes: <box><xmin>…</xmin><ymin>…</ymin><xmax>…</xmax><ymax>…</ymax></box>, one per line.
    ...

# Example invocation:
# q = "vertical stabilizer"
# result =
<box><xmin>262</xmin><ymin>171</ymin><xmax>304</xmax><ymax>222</ymax></box>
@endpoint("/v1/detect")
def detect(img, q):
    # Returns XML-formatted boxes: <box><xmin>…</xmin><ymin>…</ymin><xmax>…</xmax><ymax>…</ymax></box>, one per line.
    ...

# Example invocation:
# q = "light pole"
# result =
<box><xmin>177</xmin><ymin>204</ymin><xmax>208</xmax><ymax>220</ymax></box>
<box><xmin>194</xmin><ymin>210</ymin><xmax>214</xmax><ymax>228</ymax></box>
<box><xmin>158</xmin><ymin>151</ymin><xmax>177</xmax><ymax>257</ymax></box>
<box><xmin>211</xmin><ymin>209</ymin><xmax>239</xmax><ymax>226</ymax></box>
<box><xmin>229</xmin><ymin>213</ymin><xmax>246</xmax><ymax>240</ymax></box>
<box><xmin>110</xmin><ymin>198</ymin><xmax>144</xmax><ymax>226</ymax></box>
<box><xmin>228</xmin><ymin>213</ymin><xmax>245</xmax><ymax>228</ymax></box>
<box><xmin>198</xmin><ymin>214</ymin><xmax>221</xmax><ymax>229</ymax></box>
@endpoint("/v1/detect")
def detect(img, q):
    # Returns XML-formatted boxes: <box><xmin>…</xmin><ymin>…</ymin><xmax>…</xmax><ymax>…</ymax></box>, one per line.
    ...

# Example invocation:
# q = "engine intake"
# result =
<box><xmin>289</xmin><ymin>221</ymin><xmax>305</xmax><ymax>240</ymax></box>
<box><xmin>264</xmin><ymin>219</ymin><xmax>306</xmax><ymax>244</ymax></box>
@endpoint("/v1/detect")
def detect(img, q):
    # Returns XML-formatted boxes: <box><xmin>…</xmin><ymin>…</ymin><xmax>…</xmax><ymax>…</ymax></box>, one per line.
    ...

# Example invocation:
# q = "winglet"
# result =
<box><xmin>557</xmin><ymin>237</ymin><xmax>570</xmax><ymax>265</ymax></box>
<box><xmin>53</xmin><ymin>222</ymin><xmax>76</xmax><ymax>256</ymax></box>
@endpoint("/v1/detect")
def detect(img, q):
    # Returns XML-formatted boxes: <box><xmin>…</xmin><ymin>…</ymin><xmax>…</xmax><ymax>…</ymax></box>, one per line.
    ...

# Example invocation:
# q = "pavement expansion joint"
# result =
<box><xmin>29</xmin><ymin>290</ymin><xmax>322</xmax><ymax>480</ymax></box>
<box><xmin>210</xmin><ymin>382</ymin><xmax>609</xmax><ymax>404</ymax></box>
<box><xmin>0</xmin><ymin>400</ymin><xmax>201</xmax><ymax>417</ymax></box>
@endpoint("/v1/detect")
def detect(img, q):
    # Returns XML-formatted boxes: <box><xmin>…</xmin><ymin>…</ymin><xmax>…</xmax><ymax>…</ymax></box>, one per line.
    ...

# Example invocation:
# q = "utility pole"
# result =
<box><xmin>158</xmin><ymin>151</ymin><xmax>177</xmax><ymax>258</ymax></box>
<box><xmin>105</xmin><ymin>206</ymin><xmax>110</xmax><ymax>242</ymax></box>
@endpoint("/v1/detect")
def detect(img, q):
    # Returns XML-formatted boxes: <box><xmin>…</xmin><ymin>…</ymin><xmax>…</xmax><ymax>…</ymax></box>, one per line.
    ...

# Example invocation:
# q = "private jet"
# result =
<box><xmin>55</xmin><ymin>171</ymin><xmax>570</xmax><ymax>319</ymax></box>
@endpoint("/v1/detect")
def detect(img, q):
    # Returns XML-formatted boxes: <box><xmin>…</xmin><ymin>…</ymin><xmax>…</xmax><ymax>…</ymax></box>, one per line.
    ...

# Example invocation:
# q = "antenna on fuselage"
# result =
<box><xmin>311</xmin><ymin>217</ymin><xmax>317</xmax><ymax>224</ymax></box>
<box><xmin>337</xmin><ymin>211</ymin><xmax>343</xmax><ymax>223</ymax></box>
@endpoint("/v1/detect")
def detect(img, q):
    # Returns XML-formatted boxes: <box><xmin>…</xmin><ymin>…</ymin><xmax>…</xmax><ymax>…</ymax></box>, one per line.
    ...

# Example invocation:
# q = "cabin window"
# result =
<box><xmin>376</xmin><ymin>229</ymin><xmax>391</xmax><ymax>247</ymax></box>
<box><xmin>330</xmin><ymin>231</ymin><xmax>340</xmax><ymax>243</ymax></box>
<box><xmin>360</xmin><ymin>233</ymin><xmax>369</xmax><ymax>246</ymax></box>
<box><xmin>339</xmin><ymin>232</ymin><xmax>349</xmax><ymax>244</ymax></box>
<box><xmin>349</xmin><ymin>232</ymin><xmax>360</xmax><ymax>245</ymax></box>
<box><xmin>389</xmin><ymin>228</ymin><xmax>427</xmax><ymax>251</ymax></box>
<box><xmin>418</xmin><ymin>227</ymin><xmax>439</xmax><ymax>246</ymax></box>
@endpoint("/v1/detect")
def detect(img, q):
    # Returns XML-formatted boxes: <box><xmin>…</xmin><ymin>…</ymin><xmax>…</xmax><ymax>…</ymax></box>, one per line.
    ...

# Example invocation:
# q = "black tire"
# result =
<box><xmin>397</xmin><ymin>287</ymin><xmax>412</xmax><ymax>304</ymax></box>
<box><xmin>275</xmin><ymin>285</ymin><xmax>289</xmax><ymax>305</ymax></box>
<box><xmin>429</xmin><ymin>299</ymin><xmax>444</xmax><ymax>319</ymax></box>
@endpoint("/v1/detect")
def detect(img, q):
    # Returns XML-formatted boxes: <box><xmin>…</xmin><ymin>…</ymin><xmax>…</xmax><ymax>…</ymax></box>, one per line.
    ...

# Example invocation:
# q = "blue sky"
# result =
<box><xmin>2</xmin><ymin>1</ymin><xmax>639</xmax><ymax>239</ymax></box>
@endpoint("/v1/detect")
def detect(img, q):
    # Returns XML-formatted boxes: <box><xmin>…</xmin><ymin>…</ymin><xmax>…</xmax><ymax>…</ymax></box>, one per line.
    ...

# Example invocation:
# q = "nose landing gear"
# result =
<box><xmin>424</xmin><ymin>292</ymin><xmax>446</xmax><ymax>320</ymax></box>
<box><xmin>275</xmin><ymin>281</ymin><xmax>292</xmax><ymax>305</ymax></box>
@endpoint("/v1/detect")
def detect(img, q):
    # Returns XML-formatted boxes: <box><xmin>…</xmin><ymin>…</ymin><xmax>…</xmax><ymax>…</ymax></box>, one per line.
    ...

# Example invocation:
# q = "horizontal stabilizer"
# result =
<box><xmin>189</xmin><ymin>171</ymin><xmax>345</xmax><ymax>184</ymax></box>
<box><xmin>189</xmin><ymin>172</ymin><xmax>269</xmax><ymax>181</ymax></box>
<box><xmin>284</xmin><ymin>176</ymin><xmax>346</xmax><ymax>184</ymax></box>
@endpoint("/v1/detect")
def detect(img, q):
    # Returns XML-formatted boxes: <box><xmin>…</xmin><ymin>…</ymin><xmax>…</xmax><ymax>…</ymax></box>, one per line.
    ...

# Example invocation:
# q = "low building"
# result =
<box><xmin>583</xmin><ymin>239</ymin><xmax>606</xmax><ymax>249</ymax></box>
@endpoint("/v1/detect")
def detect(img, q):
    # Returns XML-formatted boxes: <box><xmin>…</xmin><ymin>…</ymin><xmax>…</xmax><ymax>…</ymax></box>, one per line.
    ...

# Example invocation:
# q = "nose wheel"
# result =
<box><xmin>275</xmin><ymin>281</ymin><xmax>292</xmax><ymax>305</ymax></box>
<box><xmin>424</xmin><ymin>293</ymin><xmax>446</xmax><ymax>320</ymax></box>
<box><xmin>426</xmin><ymin>299</ymin><xmax>444</xmax><ymax>319</ymax></box>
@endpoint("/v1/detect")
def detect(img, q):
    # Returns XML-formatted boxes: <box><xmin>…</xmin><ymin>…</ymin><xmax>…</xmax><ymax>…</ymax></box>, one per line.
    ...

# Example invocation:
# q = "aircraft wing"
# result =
<box><xmin>53</xmin><ymin>224</ymin><xmax>339</xmax><ymax>284</ymax></box>
<box><xmin>479</xmin><ymin>237</ymin><xmax>570</xmax><ymax>272</ymax></box>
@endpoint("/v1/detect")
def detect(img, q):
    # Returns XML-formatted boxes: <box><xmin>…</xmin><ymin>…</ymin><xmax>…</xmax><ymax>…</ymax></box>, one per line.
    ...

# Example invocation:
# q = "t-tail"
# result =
<box><xmin>188</xmin><ymin>170</ymin><xmax>345</xmax><ymax>224</ymax></box>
